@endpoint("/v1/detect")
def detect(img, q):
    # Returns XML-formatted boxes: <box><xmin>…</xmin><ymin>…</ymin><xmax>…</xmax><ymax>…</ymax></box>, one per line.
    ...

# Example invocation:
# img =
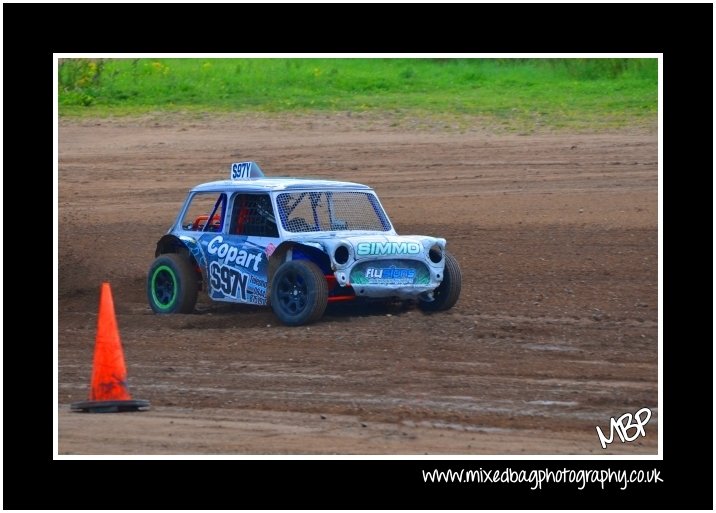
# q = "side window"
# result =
<box><xmin>231</xmin><ymin>193</ymin><xmax>279</xmax><ymax>237</ymax></box>
<box><xmin>181</xmin><ymin>192</ymin><xmax>226</xmax><ymax>232</ymax></box>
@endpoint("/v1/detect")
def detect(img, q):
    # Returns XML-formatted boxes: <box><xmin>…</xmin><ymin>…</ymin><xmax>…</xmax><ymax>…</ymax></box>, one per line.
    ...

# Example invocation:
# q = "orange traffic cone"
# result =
<box><xmin>71</xmin><ymin>283</ymin><xmax>150</xmax><ymax>413</ymax></box>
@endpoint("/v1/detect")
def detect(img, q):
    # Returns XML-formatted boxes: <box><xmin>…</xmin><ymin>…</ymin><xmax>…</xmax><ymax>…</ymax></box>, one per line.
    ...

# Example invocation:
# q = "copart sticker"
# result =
<box><xmin>204</xmin><ymin>235</ymin><xmax>269</xmax><ymax>305</ymax></box>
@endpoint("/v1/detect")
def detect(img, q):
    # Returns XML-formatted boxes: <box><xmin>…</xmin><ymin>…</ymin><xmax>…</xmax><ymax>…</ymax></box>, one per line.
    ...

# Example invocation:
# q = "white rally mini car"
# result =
<box><xmin>147</xmin><ymin>162</ymin><xmax>461</xmax><ymax>326</ymax></box>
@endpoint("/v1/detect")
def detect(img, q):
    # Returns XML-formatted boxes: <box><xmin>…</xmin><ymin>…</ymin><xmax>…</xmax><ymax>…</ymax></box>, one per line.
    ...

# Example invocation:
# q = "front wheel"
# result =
<box><xmin>147</xmin><ymin>253</ymin><xmax>198</xmax><ymax>314</ymax></box>
<box><xmin>419</xmin><ymin>250</ymin><xmax>462</xmax><ymax>312</ymax></box>
<box><xmin>270</xmin><ymin>260</ymin><xmax>328</xmax><ymax>326</ymax></box>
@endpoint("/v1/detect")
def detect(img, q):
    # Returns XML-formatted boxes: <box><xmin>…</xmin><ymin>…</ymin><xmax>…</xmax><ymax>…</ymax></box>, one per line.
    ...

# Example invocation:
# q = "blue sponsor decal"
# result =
<box><xmin>366</xmin><ymin>267</ymin><xmax>416</xmax><ymax>280</ymax></box>
<box><xmin>364</xmin><ymin>266</ymin><xmax>416</xmax><ymax>285</ymax></box>
<box><xmin>202</xmin><ymin>234</ymin><xmax>270</xmax><ymax>305</ymax></box>
<box><xmin>350</xmin><ymin>259</ymin><xmax>430</xmax><ymax>286</ymax></box>
<box><xmin>207</xmin><ymin>235</ymin><xmax>264</xmax><ymax>272</ymax></box>
<box><xmin>209</xmin><ymin>262</ymin><xmax>249</xmax><ymax>300</ymax></box>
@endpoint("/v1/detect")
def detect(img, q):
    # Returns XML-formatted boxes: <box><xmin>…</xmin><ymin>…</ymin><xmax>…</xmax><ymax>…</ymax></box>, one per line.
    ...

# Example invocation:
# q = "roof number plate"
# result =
<box><xmin>231</xmin><ymin>162</ymin><xmax>252</xmax><ymax>179</ymax></box>
<box><xmin>230</xmin><ymin>161</ymin><xmax>265</xmax><ymax>180</ymax></box>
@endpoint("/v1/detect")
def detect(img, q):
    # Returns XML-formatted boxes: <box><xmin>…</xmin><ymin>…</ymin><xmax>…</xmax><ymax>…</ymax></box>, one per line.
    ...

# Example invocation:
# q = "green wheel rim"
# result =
<box><xmin>151</xmin><ymin>265</ymin><xmax>178</xmax><ymax>310</ymax></box>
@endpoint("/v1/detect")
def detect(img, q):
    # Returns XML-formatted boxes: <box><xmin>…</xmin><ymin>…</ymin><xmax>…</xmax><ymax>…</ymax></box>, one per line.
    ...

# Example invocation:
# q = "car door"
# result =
<box><xmin>200</xmin><ymin>192</ymin><xmax>281</xmax><ymax>305</ymax></box>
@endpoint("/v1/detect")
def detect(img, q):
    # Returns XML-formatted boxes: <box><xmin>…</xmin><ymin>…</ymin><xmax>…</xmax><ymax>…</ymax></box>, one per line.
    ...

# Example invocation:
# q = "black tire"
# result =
<box><xmin>419</xmin><ymin>250</ymin><xmax>462</xmax><ymax>312</ymax></box>
<box><xmin>270</xmin><ymin>260</ymin><xmax>328</xmax><ymax>326</ymax></box>
<box><xmin>147</xmin><ymin>253</ymin><xmax>198</xmax><ymax>314</ymax></box>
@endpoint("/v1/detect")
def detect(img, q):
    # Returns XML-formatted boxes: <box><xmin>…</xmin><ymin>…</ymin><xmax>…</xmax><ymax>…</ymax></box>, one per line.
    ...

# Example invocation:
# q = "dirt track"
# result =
<box><xmin>58</xmin><ymin>113</ymin><xmax>658</xmax><ymax>455</ymax></box>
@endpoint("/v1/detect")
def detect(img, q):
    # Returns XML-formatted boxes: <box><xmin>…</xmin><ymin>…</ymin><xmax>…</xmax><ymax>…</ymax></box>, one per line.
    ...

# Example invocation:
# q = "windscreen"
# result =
<box><xmin>276</xmin><ymin>191</ymin><xmax>391</xmax><ymax>233</ymax></box>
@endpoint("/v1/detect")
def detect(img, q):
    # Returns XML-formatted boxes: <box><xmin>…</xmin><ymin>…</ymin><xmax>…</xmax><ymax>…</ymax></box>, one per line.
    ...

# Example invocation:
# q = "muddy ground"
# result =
<box><xmin>58</xmin><ymin>113</ymin><xmax>658</xmax><ymax>455</ymax></box>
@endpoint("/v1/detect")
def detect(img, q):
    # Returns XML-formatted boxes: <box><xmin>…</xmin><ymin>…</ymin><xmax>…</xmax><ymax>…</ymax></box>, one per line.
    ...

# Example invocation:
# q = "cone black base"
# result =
<box><xmin>70</xmin><ymin>399</ymin><xmax>150</xmax><ymax>413</ymax></box>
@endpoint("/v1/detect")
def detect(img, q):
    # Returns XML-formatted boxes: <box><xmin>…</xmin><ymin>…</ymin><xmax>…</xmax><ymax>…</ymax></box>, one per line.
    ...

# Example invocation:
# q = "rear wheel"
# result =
<box><xmin>419</xmin><ymin>250</ymin><xmax>462</xmax><ymax>312</ymax></box>
<box><xmin>147</xmin><ymin>253</ymin><xmax>198</xmax><ymax>314</ymax></box>
<box><xmin>270</xmin><ymin>260</ymin><xmax>328</xmax><ymax>326</ymax></box>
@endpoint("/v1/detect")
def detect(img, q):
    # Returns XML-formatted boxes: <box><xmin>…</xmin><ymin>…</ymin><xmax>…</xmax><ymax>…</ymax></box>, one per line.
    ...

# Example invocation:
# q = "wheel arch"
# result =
<box><xmin>154</xmin><ymin>234</ymin><xmax>204</xmax><ymax>288</ymax></box>
<box><xmin>268</xmin><ymin>241</ymin><xmax>331</xmax><ymax>288</ymax></box>
<box><xmin>155</xmin><ymin>234</ymin><xmax>189</xmax><ymax>257</ymax></box>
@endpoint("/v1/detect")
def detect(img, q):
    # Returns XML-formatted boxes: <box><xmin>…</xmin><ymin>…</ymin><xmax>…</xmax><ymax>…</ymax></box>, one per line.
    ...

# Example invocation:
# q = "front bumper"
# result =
<box><xmin>334</xmin><ymin>256</ymin><xmax>444</xmax><ymax>299</ymax></box>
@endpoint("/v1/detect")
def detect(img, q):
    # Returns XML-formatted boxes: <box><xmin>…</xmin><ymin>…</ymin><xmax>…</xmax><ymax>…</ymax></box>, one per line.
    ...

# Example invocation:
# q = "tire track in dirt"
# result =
<box><xmin>58</xmin><ymin>115</ymin><xmax>657</xmax><ymax>454</ymax></box>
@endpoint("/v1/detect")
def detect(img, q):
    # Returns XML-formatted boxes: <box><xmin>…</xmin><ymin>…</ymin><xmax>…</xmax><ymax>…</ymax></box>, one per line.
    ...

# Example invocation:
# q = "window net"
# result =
<box><xmin>276</xmin><ymin>191</ymin><xmax>391</xmax><ymax>233</ymax></box>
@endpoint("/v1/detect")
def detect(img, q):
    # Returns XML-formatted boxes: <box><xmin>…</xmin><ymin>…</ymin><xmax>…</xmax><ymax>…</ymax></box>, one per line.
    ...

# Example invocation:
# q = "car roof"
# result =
<box><xmin>191</xmin><ymin>177</ymin><xmax>373</xmax><ymax>193</ymax></box>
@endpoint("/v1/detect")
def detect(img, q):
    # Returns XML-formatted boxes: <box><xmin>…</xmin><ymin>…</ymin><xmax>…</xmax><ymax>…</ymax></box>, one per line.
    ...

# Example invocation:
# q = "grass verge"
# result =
<box><xmin>59</xmin><ymin>58</ymin><xmax>657</xmax><ymax>131</ymax></box>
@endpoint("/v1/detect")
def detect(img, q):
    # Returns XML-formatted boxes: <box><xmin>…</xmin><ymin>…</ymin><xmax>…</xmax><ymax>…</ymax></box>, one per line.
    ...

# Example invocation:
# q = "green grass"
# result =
<box><xmin>58</xmin><ymin>58</ymin><xmax>657</xmax><ymax>130</ymax></box>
